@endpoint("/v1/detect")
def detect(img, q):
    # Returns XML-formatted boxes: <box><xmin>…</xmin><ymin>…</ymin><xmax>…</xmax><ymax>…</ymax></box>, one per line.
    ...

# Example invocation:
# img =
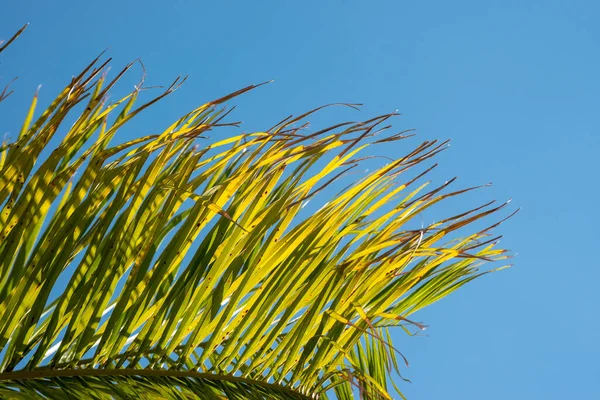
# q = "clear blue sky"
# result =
<box><xmin>2</xmin><ymin>0</ymin><xmax>599</xmax><ymax>398</ymax></box>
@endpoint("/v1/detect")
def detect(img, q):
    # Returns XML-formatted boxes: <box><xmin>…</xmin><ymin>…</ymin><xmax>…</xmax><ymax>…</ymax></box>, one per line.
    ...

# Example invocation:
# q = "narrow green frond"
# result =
<box><xmin>0</xmin><ymin>27</ymin><xmax>515</xmax><ymax>399</ymax></box>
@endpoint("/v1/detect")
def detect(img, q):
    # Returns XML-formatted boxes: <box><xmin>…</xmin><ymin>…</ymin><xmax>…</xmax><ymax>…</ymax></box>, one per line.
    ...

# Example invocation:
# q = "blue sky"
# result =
<box><xmin>2</xmin><ymin>0</ymin><xmax>599</xmax><ymax>398</ymax></box>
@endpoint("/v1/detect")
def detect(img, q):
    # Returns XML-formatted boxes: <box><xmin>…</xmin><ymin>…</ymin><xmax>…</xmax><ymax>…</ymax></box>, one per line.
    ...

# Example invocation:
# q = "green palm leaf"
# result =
<box><xmin>0</xmin><ymin>25</ymin><xmax>515</xmax><ymax>399</ymax></box>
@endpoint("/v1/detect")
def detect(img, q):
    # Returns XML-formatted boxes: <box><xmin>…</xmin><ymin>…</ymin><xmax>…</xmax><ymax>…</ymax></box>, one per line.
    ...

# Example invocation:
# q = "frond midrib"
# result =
<box><xmin>0</xmin><ymin>368</ymin><xmax>312</xmax><ymax>399</ymax></box>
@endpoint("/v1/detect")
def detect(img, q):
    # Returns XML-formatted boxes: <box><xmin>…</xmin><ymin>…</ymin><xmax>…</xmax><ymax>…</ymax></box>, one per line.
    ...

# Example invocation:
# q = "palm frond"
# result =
<box><xmin>0</xmin><ymin>26</ymin><xmax>515</xmax><ymax>399</ymax></box>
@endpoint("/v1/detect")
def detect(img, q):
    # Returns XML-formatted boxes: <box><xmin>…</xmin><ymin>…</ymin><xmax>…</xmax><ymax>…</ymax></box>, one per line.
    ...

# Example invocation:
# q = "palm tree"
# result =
<box><xmin>0</xmin><ymin>25</ymin><xmax>514</xmax><ymax>399</ymax></box>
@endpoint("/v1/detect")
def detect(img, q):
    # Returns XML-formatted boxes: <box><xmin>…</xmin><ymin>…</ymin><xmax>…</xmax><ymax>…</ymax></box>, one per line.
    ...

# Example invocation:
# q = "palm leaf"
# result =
<box><xmin>0</xmin><ymin>25</ymin><xmax>515</xmax><ymax>399</ymax></box>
